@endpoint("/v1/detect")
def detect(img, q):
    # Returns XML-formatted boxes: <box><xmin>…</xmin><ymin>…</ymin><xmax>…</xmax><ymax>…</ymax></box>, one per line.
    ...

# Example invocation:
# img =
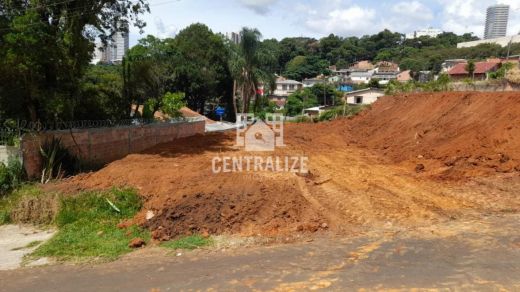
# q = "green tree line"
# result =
<box><xmin>2</xmin><ymin>1</ymin><xmax>520</xmax><ymax>123</ymax></box>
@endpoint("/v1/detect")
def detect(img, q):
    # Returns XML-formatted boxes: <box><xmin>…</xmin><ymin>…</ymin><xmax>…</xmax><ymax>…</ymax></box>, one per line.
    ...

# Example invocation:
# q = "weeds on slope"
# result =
<box><xmin>30</xmin><ymin>188</ymin><xmax>150</xmax><ymax>261</ymax></box>
<box><xmin>0</xmin><ymin>184</ymin><xmax>48</xmax><ymax>225</ymax></box>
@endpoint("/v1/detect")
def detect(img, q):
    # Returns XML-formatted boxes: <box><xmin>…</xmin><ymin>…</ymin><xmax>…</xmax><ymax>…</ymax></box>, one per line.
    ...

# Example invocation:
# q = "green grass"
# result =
<box><xmin>161</xmin><ymin>235</ymin><xmax>213</xmax><ymax>250</ymax></box>
<box><xmin>31</xmin><ymin>188</ymin><xmax>149</xmax><ymax>261</ymax></box>
<box><xmin>0</xmin><ymin>184</ymin><xmax>43</xmax><ymax>225</ymax></box>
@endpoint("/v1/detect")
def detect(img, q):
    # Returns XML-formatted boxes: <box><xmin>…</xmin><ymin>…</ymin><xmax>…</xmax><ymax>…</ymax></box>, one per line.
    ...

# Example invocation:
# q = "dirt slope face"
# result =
<box><xmin>58</xmin><ymin>92</ymin><xmax>520</xmax><ymax>238</ymax></box>
<box><xmin>63</xmin><ymin>135</ymin><xmax>326</xmax><ymax>240</ymax></box>
<box><xmin>346</xmin><ymin>92</ymin><xmax>520</xmax><ymax>178</ymax></box>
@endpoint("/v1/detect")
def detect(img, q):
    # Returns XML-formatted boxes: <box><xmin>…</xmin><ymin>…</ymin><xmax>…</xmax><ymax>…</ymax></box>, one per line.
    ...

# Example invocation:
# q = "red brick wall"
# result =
<box><xmin>21</xmin><ymin>121</ymin><xmax>205</xmax><ymax>179</ymax></box>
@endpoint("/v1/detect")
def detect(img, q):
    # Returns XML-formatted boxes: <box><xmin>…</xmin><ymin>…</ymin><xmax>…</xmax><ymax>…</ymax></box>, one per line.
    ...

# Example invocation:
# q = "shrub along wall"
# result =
<box><xmin>21</xmin><ymin>120</ymin><xmax>205</xmax><ymax>179</ymax></box>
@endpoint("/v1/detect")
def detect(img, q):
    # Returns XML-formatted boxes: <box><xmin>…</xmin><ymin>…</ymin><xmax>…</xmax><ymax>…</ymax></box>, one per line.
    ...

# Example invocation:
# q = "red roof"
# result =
<box><xmin>448</xmin><ymin>62</ymin><xmax>499</xmax><ymax>75</ymax></box>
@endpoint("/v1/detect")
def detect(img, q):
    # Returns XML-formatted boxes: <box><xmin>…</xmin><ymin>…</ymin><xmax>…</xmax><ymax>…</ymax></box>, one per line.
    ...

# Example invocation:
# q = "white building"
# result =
<box><xmin>111</xmin><ymin>31</ymin><xmax>129</xmax><ymax>63</ymax></box>
<box><xmin>344</xmin><ymin>88</ymin><xmax>385</xmax><ymax>105</ymax></box>
<box><xmin>226</xmin><ymin>32</ymin><xmax>241</xmax><ymax>45</ymax></box>
<box><xmin>273</xmin><ymin>80</ymin><xmax>303</xmax><ymax>97</ymax></box>
<box><xmin>90</xmin><ymin>31</ymin><xmax>129</xmax><ymax>64</ymax></box>
<box><xmin>302</xmin><ymin>78</ymin><xmax>325</xmax><ymax>88</ymax></box>
<box><xmin>406</xmin><ymin>28</ymin><xmax>443</xmax><ymax>39</ymax></box>
<box><xmin>457</xmin><ymin>35</ymin><xmax>520</xmax><ymax>48</ymax></box>
<box><xmin>349</xmin><ymin>70</ymin><xmax>376</xmax><ymax>84</ymax></box>
<box><xmin>485</xmin><ymin>4</ymin><xmax>510</xmax><ymax>39</ymax></box>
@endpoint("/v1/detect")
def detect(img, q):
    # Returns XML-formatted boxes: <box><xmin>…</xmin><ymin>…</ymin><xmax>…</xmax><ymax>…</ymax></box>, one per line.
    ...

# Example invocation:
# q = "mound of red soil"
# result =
<box><xmin>57</xmin><ymin>91</ymin><xmax>520</xmax><ymax>239</ymax></box>
<box><xmin>345</xmin><ymin>91</ymin><xmax>520</xmax><ymax>178</ymax></box>
<box><xmin>179</xmin><ymin>107</ymin><xmax>216</xmax><ymax>124</ymax></box>
<box><xmin>60</xmin><ymin>134</ymin><xmax>325</xmax><ymax>239</ymax></box>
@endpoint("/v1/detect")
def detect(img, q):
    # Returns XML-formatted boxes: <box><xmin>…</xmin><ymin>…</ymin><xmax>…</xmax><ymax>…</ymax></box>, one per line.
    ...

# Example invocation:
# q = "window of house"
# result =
<box><xmin>355</xmin><ymin>96</ymin><xmax>363</xmax><ymax>104</ymax></box>
<box><xmin>289</xmin><ymin>85</ymin><xmax>295</xmax><ymax>90</ymax></box>
<box><xmin>282</xmin><ymin>85</ymin><xmax>288</xmax><ymax>90</ymax></box>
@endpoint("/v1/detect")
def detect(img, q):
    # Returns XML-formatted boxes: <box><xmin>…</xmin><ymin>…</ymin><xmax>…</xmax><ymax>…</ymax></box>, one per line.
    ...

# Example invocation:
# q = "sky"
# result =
<box><xmin>129</xmin><ymin>0</ymin><xmax>520</xmax><ymax>46</ymax></box>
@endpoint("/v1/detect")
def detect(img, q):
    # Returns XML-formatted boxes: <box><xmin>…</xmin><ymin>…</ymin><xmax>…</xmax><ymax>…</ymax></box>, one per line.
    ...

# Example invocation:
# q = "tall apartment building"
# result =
<box><xmin>91</xmin><ymin>30</ymin><xmax>129</xmax><ymax>64</ymax></box>
<box><xmin>226</xmin><ymin>32</ymin><xmax>241</xmax><ymax>45</ymax></box>
<box><xmin>484</xmin><ymin>4</ymin><xmax>510</xmax><ymax>39</ymax></box>
<box><xmin>111</xmin><ymin>31</ymin><xmax>129</xmax><ymax>63</ymax></box>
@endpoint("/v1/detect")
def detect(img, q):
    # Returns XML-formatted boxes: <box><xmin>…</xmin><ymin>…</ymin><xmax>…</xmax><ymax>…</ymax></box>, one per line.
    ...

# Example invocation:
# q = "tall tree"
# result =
<box><xmin>229</xmin><ymin>27</ymin><xmax>274</xmax><ymax>115</ymax></box>
<box><xmin>172</xmin><ymin>23</ymin><xmax>231</xmax><ymax>113</ymax></box>
<box><xmin>0</xmin><ymin>0</ymin><xmax>149</xmax><ymax>122</ymax></box>
<box><xmin>123</xmin><ymin>35</ymin><xmax>176</xmax><ymax>116</ymax></box>
<box><xmin>466</xmin><ymin>61</ymin><xmax>476</xmax><ymax>80</ymax></box>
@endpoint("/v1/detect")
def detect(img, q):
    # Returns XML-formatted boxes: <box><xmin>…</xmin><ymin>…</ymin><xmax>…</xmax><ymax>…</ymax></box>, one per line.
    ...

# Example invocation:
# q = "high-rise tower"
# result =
<box><xmin>484</xmin><ymin>4</ymin><xmax>510</xmax><ymax>39</ymax></box>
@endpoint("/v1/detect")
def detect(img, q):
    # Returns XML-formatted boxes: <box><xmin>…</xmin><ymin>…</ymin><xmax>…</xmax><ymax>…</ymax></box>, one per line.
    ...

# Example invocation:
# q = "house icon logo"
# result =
<box><xmin>236</xmin><ymin>114</ymin><xmax>285</xmax><ymax>152</ymax></box>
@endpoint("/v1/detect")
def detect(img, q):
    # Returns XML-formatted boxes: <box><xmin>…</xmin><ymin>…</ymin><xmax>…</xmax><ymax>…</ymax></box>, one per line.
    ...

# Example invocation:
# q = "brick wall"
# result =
<box><xmin>21</xmin><ymin>121</ymin><xmax>205</xmax><ymax>179</ymax></box>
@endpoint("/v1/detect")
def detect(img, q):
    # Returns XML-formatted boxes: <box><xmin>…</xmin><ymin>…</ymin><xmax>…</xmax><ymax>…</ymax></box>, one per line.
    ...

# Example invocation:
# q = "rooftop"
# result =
<box><xmin>448</xmin><ymin>62</ymin><xmax>500</xmax><ymax>75</ymax></box>
<box><xmin>276</xmin><ymin>80</ymin><xmax>303</xmax><ymax>85</ymax></box>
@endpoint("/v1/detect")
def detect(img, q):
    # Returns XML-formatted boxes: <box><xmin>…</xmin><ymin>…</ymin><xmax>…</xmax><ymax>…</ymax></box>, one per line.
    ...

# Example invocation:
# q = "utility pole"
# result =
<box><xmin>506</xmin><ymin>36</ymin><xmax>513</xmax><ymax>60</ymax></box>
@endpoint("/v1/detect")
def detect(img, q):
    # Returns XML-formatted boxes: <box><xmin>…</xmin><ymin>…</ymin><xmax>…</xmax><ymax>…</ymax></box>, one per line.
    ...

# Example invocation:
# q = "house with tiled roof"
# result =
<box><xmin>448</xmin><ymin>62</ymin><xmax>500</xmax><ymax>81</ymax></box>
<box><xmin>268</xmin><ymin>77</ymin><xmax>304</xmax><ymax>109</ymax></box>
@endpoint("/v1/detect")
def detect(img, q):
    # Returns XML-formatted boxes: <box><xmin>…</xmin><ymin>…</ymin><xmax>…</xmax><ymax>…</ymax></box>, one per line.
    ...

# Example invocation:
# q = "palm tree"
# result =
<box><xmin>229</xmin><ymin>28</ymin><xmax>274</xmax><ymax>116</ymax></box>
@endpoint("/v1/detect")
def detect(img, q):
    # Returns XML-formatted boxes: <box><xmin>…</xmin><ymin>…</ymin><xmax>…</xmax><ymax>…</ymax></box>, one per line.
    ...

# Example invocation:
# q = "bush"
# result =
<box><xmin>161</xmin><ymin>92</ymin><xmax>186</xmax><ymax>119</ymax></box>
<box><xmin>142</xmin><ymin>99</ymin><xmax>157</xmax><ymax>119</ymax></box>
<box><xmin>506</xmin><ymin>67</ymin><xmax>520</xmax><ymax>84</ymax></box>
<box><xmin>0</xmin><ymin>185</ymin><xmax>45</xmax><ymax>225</ymax></box>
<box><xmin>0</xmin><ymin>156</ymin><xmax>25</xmax><ymax>197</ymax></box>
<box><xmin>385</xmin><ymin>74</ymin><xmax>451</xmax><ymax>95</ymax></box>
<box><xmin>40</xmin><ymin>137</ymin><xmax>78</xmax><ymax>183</ymax></box>
<box><xmin>318</xmin><ymin>109</ymin><xmax>340</xmax><ymax>122</ymax></box>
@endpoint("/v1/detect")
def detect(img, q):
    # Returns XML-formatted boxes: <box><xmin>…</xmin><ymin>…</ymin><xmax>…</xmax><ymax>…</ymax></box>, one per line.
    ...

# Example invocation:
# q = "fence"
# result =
<box><xmin>0</xmin><ymin>117</ymin><xmax>206</xmax><ymax>178</ymax></box>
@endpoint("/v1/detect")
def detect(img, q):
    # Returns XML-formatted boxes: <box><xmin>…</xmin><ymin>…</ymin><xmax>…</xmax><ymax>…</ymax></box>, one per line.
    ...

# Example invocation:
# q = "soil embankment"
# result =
<box><xmin>58</xmin><ymin>92</ymin><xmax>520</xmax><ymax>239</ymax></box>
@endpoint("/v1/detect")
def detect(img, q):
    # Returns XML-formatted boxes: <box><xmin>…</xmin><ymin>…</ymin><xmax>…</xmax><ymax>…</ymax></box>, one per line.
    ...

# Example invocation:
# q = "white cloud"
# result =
<box><xmin>154</xmin><ymin>18</ymin><xmax>178</xmax><ymax>38</ymax></box>
<box><xmin>305</xmin><ymin>6</ymin><xmax>378</xmax><ymax>36</ymax></box>
<box><xmin>393</xmin><ymin>1</ymin><xmax>434</xmax><ymax>21</ymax></box>
<box><xmin>237</xmin><ymin>0</ymin><xmax>279</xmax><ymax>15</ymax></box>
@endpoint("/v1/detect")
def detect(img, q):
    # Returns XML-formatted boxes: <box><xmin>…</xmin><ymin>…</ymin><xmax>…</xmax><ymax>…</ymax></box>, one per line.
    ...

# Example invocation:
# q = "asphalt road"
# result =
<box><xmin>1</xmin><ymin>214</ymin><xmax>519</xmax><ymax>291</ymax></box>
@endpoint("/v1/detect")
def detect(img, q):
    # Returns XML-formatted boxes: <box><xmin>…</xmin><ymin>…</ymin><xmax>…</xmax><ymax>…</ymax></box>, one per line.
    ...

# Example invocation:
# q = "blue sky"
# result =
<box><xmin>129</xmin><ymin>0</ymin><xmax>520</xmax><ymax>45</ymax></box>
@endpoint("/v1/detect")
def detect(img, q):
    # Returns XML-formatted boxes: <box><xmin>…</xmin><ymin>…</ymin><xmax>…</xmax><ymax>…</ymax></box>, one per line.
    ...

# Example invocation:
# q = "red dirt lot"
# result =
<box><xmin>345</xmin><ymin>91</ymin><xmax>520</xmax><ymax>179</ymax></box>
<box><xmin>57</xmin><ymin>92</ymin><xmax>520</xmax><ymax>239</ymax></box>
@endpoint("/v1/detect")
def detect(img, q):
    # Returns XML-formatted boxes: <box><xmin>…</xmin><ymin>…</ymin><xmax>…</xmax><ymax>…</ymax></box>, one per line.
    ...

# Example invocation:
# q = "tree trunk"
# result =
<box><xmin>232</xmin><ymin>80</ymin><xmax>238</xmax><ymax>119</ymax></box>
<box><xmin>241</xmin><ymin>84</ymin><xmax>247</xmax><ymax>114</ymax></box>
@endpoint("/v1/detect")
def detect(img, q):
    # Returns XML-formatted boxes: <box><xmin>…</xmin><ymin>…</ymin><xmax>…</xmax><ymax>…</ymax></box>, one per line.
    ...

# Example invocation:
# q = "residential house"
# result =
<box><xmin>303</xmin><ymin>106</ymin><xmax>336</xmax><ymax>117</ymax></box>
<box><xmin>351</xmin><ymin>60</ymin><xmax>375</xmax><ymax>70</ymax></box>
<box><xmin>376</xmin><ymin>61</ymin><xmax>399</xmax><ymax>72</ymax></box>
<box><xmin>303</xmin><ymin>78</ymin><xmax>326</xmax><ymax>88</ymax></box>
<box><xmin>273</xmin><ymin>79</ymin><xmax>303</xmax><ymax>96</ymax></box>
<box><xmin>349</xmin><ymin>70</ymin><xmax>376</xmax><ymax>84</ymax></box>
<box><xmin>442</xmin><ymin>59</ymin><xmax>467</xmax><ymax>73</ymax></box>
<box><xmin>418</xmin><ymin>71</ymin><xmax>433</xmax><ymax>83</ymax></box>
<box><xmin>373</xmin><ymin>61</ymin><xmax>400</xmax><ymax>85</ymax></box>
<box><xmin>344</xmin><ymin>88</ymin><xmax>385</xmax><ymax>105</ymax></box>
<box><xmin>269</xmin><ymin>78</ymin><xmax>303</xmax><ymax>109</ymax></box>
<box><xmin>328</xmin><ymin>75</ymin><xmax>342</xmax><ymax>84</ymax></box>
<box><xmin>397</xmin><ymin>70</ymin><xmax>412</xmax><ymax>82</ymax></box>
<box><xmin>447</xmin><ymin>62</ymin><xmax>500</xmax><ymax>81</ymax></box>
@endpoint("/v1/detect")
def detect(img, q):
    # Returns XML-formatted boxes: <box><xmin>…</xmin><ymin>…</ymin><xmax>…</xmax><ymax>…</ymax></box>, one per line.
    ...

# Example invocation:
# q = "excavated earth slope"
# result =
<box><xmin>58</xmin><ymin>92</ymin><xmax>520</xmax><ymax>239</ymax></box>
